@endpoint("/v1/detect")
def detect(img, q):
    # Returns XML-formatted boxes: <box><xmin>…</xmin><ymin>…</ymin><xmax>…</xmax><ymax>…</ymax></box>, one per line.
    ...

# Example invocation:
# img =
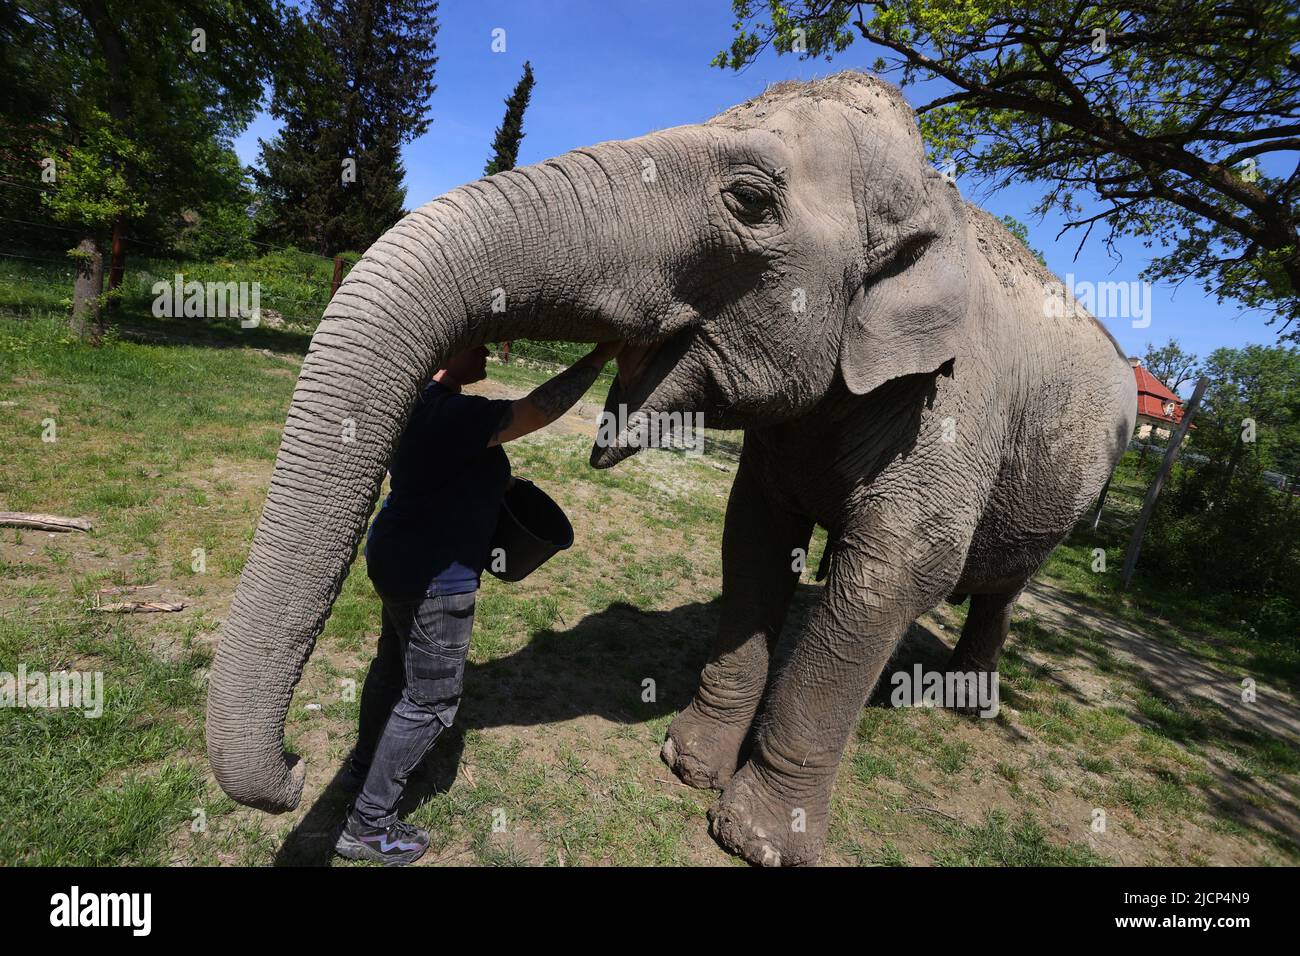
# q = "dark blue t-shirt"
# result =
<box><xmin>365</xmin><ymin>382</ymin><xmax>513</xmax><ymax>599</ymax></box>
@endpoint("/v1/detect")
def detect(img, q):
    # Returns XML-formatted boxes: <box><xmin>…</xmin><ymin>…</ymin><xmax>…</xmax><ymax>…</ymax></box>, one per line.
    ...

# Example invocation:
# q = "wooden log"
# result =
<box><xmin>92</xmin><ymin>601</ymin><xmax>185</xmax><ymax>614</ymax></box>
<box><xmin>0</xmin><ymin>513</ymin><xmax>93</xmax><ymax>532</ymax></box>
<box><xmin>1120</xmin><ymin>376</ymin><xmax>1209</xmax><ymax>589</ymax></box>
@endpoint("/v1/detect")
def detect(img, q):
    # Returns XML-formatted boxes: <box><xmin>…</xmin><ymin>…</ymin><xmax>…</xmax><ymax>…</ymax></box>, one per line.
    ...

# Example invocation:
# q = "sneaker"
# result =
<box><xmin>334</xmin><ymin>817</ymin><xmax>430</xmax><ymax>866</ymax></box>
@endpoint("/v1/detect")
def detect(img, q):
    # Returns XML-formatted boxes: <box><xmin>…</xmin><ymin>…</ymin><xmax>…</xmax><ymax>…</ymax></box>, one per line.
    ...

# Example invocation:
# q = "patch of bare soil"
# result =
<box><xmin>1020</xmin><ymin>580</ymin><xmax>1300</xmax><ymax>744</ymax></box>
<box><xmin>468</xmin><ymin>378</ymin><xmax>605</xmax><ymax>440</ymax></box>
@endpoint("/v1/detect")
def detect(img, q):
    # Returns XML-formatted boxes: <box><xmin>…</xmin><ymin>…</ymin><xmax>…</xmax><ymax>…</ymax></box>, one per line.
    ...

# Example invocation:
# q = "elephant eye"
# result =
<box><xmin>723</xmin><ymin>181</ymin><xmax>776</xmax><ymax>221</ymax></box>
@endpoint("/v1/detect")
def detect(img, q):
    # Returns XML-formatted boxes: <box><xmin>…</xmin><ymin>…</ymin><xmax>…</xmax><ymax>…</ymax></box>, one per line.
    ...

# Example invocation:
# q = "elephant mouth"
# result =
<box><xmin>591</xmin><ymin>327</ymin><xmax>697</xmax><ymax>469</ymax></box>
<box><xmin>615</xmin><ymin>339</ymin><xmax>663</xmax><ymax>394</ymax></box>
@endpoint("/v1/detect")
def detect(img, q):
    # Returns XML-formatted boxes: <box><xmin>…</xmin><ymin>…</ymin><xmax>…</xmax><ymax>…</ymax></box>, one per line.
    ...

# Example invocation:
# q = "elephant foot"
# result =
<box><xmin>707</xmin><ymin>763</ymin><xmax>826</xmax><ymax>867</ymax></box>
<box><xmin>945</xmin><ymin>650</ymin><xmax>998</xmax><ymax>674</ymax></box>
<box><xmin>661</xmin><ymin>705</ymin><xmax>749</xmax><ymax>790</ymax></box>
<box><xmin>944</xmin><ymin>652</ymin><xmax>1001</xmax><ymax>716</ymax></box>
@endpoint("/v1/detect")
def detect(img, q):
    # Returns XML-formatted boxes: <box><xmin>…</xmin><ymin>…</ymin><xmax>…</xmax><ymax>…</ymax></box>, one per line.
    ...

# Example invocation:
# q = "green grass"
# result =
<box><xmin>0</xmin><ymin>308</ymin><xmax>299</xmax><ymax>863</ymax></box>
<box><xmin>0</xmin><ymin>294</ymin><xmax>742</xmax><ymax>864</ymax></box>
<box><xmin>2</xmin><ymin>255</ymin><xmax>1297</xmax><ymax>866</ymax></box>
<box><xmin>1040</xmin><ymin>451</ymin><xmax>1297</xmax><ymax>691</ymax></box>
<box><xmin>934</xmin><ymin>810</ymin><xmax>1106</xmax><ymax>867</ymax></box>
<box><xmin>0</xmin><ymin>611</ymin><xmax>210</xmax><ymax>864</ymax></box>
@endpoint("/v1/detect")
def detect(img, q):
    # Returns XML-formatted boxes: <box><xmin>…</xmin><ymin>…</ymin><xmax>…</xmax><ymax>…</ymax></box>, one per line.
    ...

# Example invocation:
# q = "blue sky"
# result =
<box><xmin>234</xmin><ymin>0</ymin><xmax>1291</xmax><ymax>385</ymax></box>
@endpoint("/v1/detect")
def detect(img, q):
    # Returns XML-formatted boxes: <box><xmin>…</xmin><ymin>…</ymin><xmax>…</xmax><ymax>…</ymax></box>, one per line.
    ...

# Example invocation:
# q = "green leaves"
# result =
<box><xmin>252</xmin><ymin>0</ymin><xmax>442</xmax><ymax>254</ymax></box>
<box><xmin>39</xmin><ymin>114</ymin><xmax>150</xmax><ymax>231</ymax></box>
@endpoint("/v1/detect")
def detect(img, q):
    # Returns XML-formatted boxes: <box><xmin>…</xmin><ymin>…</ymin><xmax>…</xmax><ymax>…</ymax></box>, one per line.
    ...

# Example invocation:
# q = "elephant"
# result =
<box><xmin>205</xmin><ymin>71</ymin><xmax>1136</xmax><ymax>866</ymax></box>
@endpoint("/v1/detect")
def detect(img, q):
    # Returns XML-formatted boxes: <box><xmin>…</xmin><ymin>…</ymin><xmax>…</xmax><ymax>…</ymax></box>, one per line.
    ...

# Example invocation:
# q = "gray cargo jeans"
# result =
<box><xmin>350</xmin><ymin>589</ymin><xmax>476</xmax><ymax>828</ymax></box>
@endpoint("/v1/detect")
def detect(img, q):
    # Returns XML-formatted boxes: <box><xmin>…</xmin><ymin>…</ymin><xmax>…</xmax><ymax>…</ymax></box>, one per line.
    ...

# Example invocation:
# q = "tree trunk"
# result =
<box><xmin>70</xmin><ymin>235</ymin><xmax>104</xmax><ymax>344</ymax></box>
<box><xmin>82</xmin><ymin>1</ymin><xmax>129</xmax><ymax>312</ymax></box>
<box><xmin>330</xmin><ymin>255</ymin><xmax>345</xmax><ymax>299</ymax></box>
<box><xmin>106</xmin><ymin>214</ymin><xmax>127</xmax><ymax>307</ymax></box>
<box><xmin>1091</xmin><ymin>477</ymin><xmax>1111</xmax><ymax>531</ymax></box>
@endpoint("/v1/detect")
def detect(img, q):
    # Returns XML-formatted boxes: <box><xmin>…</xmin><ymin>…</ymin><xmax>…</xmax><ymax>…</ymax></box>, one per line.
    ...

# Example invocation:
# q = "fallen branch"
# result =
<box><xmin>91</xmin><ymin>601</ymin><xmax>185</xmax><ymax>614</ymax></box>
<box><xmin>901</xmin><ymin>805</ymin><xmax>962</xmax><ymax>823</ymax></box>
<box><xmin>0</xmin><ymin>512</ymin><xmax>93</xmax><ymax>532</ymax></box>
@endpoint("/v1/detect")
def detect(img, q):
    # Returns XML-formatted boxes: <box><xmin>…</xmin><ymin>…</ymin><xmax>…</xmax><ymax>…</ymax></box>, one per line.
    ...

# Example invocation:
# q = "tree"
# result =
<box><xmin>1</xmin><ymin>0</ymin><xmax>288</xmax><ymax>336</ymax></box>
<box><xmin>40</xmin><ymin>114</ymin><xmax>149</xmax><ymax>338</ymax></box>
<box><xmin>1148</xmin><ymin>345</ymin><xmax>1300</xmax><ymax>632</ymax></box>
<box><xmin>484</xmin><ymin>61</ymin><xmax>536</xmax><ymax>176</ymax></box>
<box><xmin>253</xmin><ymin>0</ymin><xmax>440</xmax><ymax>254</ymax></box>
<box><xmin>714</xmin><ymin>1</ymin><xmax>1300</xmax><ymax>341</ymax></box>
<box><xmin>1197</xmin><ymin>343</ymin><xmax>1300</xmax><ymax>477</ymax></box>
<box><xmin>171</xmin><ymin>146</ymin><xmax>258</xmax><ymax>261</ymax></box>
<box><xmin>1141</xmin><ymin>338</ymin><xmax>1200</xmax><ymax>395</ymax></box>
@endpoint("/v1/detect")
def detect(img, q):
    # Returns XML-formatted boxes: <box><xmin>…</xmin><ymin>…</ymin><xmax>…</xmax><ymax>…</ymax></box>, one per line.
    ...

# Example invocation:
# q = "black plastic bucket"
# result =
<box><xmin>487</xmin><ymin>478</ymin><xmax>574</xmax><ymax>582</ymax></box>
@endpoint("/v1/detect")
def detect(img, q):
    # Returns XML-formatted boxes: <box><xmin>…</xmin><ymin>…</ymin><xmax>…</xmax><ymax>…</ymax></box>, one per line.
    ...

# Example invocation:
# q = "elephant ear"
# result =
<box><xmin>839</xmin><ymin>175</ymin><xmax>971</xmax><ymax>396</ymax></box>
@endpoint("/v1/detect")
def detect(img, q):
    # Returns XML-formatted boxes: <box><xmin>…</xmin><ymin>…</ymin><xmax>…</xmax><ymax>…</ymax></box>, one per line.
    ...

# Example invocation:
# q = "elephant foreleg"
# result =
<box><xmin>663</xmin><ymin>456</ymin><xmax>812</xmax><ymax>790</ymax></box>
<box><xmin>709</xmin><ymin>528</ymin><xmax>957</xmax><ymax>865</ymax></box>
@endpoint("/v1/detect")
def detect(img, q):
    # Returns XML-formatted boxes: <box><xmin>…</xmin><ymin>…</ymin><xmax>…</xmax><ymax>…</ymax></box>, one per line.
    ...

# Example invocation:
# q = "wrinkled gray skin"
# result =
<box><xmin>206</xmin><ymin>72</ymin><xmax>1135</xmax><ymax>866</ymax></box>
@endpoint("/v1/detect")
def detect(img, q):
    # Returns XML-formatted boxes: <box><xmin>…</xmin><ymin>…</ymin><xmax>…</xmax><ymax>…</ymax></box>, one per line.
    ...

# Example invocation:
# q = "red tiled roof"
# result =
<box><xmin>1134</xmin><ymin>366</ymin><xmax>1180</xmax><ymax>403</ymax></box>
<box><xmin>1137</xmin><ymin>393</ymin><xmax>1185</xmax><ymax>422</ymax></box>
<box><xmin>1134</xmin><ymin>365</ymin><xmax>1184</xmax><ymax>424</ymax></box>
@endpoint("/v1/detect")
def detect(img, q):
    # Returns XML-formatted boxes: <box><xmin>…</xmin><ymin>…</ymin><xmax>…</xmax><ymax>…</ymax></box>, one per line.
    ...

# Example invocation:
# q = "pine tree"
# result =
<box><xmin>484</xmin><ymin>62</ymin><xmax>535</xmax><ymax>176</ymax></box>
<box><xmin>254</xmin><ymin>0</ymin><xmax>439</xmax><ymax>254</ymax></box>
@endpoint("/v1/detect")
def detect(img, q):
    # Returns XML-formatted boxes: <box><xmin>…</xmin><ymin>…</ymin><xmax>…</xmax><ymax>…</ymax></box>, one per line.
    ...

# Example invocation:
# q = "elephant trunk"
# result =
<box><xmin>205</xmin><ymin>163</ymin><xmax>630</xmax><ymax>810</ymax></box>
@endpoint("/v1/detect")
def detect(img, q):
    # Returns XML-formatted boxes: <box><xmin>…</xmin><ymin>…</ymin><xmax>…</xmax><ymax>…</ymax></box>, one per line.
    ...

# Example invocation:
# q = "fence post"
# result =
<box><xmin>1091</xmin><ymin>477</ymin><xmax>1111</xmax><ymax>531</ymax></box>
<box><xmin>502</xmin><ymin>340</ymin><xmax>511</xmax><ymax>363</ymax></box>
<box><xmin>1120</xmin><ymin>376</ymin><xmax>1209</xmax><ymax>589</ymax></box>
<box><xmin>330</xmin><ymin>255</ymin><xmax>345</xmax><ymax>299</ymax></box>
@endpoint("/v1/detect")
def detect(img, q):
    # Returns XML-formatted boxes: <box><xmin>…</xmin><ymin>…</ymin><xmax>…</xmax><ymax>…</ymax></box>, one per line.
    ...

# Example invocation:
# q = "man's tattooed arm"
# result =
<box><xmin>490</xmin><ymin>402</ymin><xmax>515</xmax><ymax>446</ymax></box>
<box><xmin>527</xmin><ymin>358</ymin><xmax>602</xmax><ymax>421</ymax></box>
<box><xmin>487</xmin><ymin>343</ymin><xmax>621</xmax><ymax>447</ymax></box>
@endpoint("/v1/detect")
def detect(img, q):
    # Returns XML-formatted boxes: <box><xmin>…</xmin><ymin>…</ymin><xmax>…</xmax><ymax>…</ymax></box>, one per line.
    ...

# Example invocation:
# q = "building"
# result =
<box><xmin>1130</xmin><ymin>357</ymin><xmax>1185</xmax><ymax>441</ymax></box>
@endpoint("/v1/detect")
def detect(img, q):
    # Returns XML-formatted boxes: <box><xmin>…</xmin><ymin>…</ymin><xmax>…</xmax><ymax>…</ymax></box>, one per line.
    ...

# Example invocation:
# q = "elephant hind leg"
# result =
<box><xmin>946</xmin><ymin>586</ymin><xmax>1024</xmax><ymax>674</ymax></box>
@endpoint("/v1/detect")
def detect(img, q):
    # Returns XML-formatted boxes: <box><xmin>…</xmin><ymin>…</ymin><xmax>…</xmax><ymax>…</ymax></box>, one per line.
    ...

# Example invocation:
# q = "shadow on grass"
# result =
<box><xmin>273</xmin><ymin>735</ymin><xmax>468</xmax><ymax>867</ymax></box>
<box><xmin>274</xmin><ymin>594</ymin><xmax>729</xmax><ymax>865</ymax></box>
<box><xmin>274</xmin><ymin>574</ymin><xmax>1300</xmax><ymax>865</ymax></box>
<box><xmin>114</xmin><ymin>309</ymin><xmax>315</xmax><ymax>356</ymax></box>
<box><xmin>1127</xmin><ymin>676</ymin><xmax>1300</xmax><ymax>856</ymax></box>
